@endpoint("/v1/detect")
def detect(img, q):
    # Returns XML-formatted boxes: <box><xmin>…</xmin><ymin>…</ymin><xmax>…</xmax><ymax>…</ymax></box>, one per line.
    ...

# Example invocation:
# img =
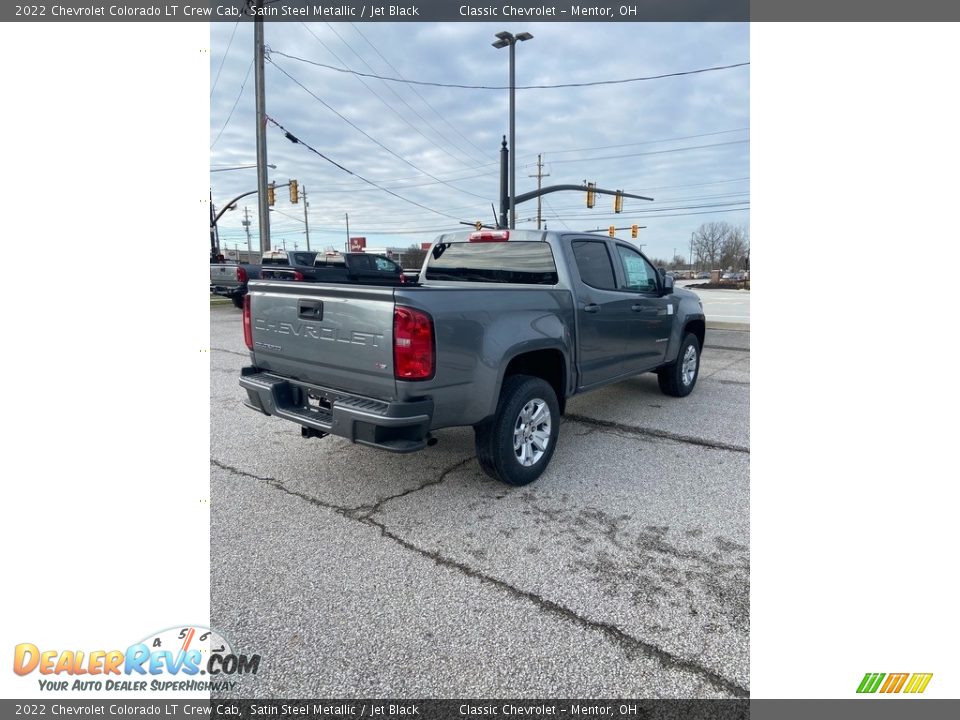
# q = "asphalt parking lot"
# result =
<box><xmin>210</xmin><ymin>306</ymin><xmax>749</xmax><ymax>698</ymax></box>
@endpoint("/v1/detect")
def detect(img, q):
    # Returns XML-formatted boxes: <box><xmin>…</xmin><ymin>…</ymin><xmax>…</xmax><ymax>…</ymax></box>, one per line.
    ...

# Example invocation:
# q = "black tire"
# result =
<box><xmin>231</xmin><ymin>295</ymin><xmax>245</xmax><ymax>309</ymax></box>
<box><xmin>657</xmin><ymin>332</ymin><xmax>701</xmax><ymax>397</ymax></box>
<box><xmin>474</xmin><ymin>375</ymin><xmax>560</xmax><ymax>486</ymax></box>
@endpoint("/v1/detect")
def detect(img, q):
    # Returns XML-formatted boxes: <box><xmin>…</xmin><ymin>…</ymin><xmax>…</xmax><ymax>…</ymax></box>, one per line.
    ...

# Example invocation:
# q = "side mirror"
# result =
<box><xmin>662</xmin><ymin>274</ymin><xmax>674</xmax><ymax>295</ymax></box>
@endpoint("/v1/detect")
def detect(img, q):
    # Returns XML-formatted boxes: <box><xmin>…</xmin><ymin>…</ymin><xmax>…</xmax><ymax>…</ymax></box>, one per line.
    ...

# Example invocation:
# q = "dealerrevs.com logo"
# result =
<box><xmin>857</xmin><ymin>672</ymin><xmax>933</xmax><ymax>694</ymax></box>
<box><xmin>13</xmin><ymin>626</ymin><xmax>260</xmax><ymax>693</ymax></box>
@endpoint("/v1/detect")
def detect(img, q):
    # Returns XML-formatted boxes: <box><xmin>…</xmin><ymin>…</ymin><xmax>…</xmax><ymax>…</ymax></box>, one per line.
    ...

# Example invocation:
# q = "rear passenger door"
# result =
<box><xmin>569</xmin><ymin>238</ymin><xmax>634</xmax><ymax>388</ymax></box>
<box><xmin>613</xmin><ymin>243</ymin><xmax>673</xmax><ymax>372</ymax></box>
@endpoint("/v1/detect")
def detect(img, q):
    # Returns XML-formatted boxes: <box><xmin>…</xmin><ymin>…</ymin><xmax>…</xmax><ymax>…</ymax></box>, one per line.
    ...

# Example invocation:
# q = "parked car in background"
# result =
<box><xmin>210</xmin><ymin>250</ymin><xmax>405</xmax><ymax>307</ymax></box>
<box><xmin>696</xmin><ymin>271</ymin><xmax>710</xmax><ymax>279</ymax></box>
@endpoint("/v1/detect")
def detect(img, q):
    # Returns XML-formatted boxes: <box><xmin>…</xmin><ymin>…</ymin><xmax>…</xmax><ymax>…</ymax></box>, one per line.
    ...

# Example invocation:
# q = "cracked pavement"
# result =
<box><xmin>210</xmin><ymin>309</ymin><xmax>749</xmax><ymax>698</ymax></box>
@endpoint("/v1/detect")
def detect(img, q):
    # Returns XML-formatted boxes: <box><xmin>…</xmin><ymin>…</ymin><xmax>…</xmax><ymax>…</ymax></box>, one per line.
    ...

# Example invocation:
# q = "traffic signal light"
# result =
<box><xmin>289</xmin><ymin>179</ymin><xmax>299</xmax><ymax>204</ymax></box>
<box><xmin>475</xmin><ymin>221</ymin><xmax>483</xmax><ymax>231</ymax></box>
<box><xmin>267</xmin><ymin>183</ymin><xmax>275</xmax><ymax>206</ymax></box>
<box><xmin>608</xmin><ymin>225</ymin><xmax>616</xmax><ymax>238</ymax></box>
<box><xmin>586</xmin><ymin>182</ymin><xmax>596</xmax><ymax>209</ymax></box>
<box><xmin>631</xmin><ymin>224</ymin><xmax>639</xmax><ymax>239</ymax></box>
<box><xmin>614</xmin><ymin>190</ymin><xmax>623</xmax><ymax>214</ymax></box>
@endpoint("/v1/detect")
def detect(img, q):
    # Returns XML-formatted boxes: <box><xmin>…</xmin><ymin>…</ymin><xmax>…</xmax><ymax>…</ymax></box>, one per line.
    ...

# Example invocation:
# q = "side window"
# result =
<box><xmin>572</xmin><ymin>240</ymin><xmax>617</xmax><ymax>290</ymax></box>
<box><xmin>616</xmin><ymin>245</ymin><xmax>658</xmax><ymax>293</ymax></box>
<box><xmin>374</xmin><ymin>257</ymin><xmax>398</xmax><ymax>272</ymax></box>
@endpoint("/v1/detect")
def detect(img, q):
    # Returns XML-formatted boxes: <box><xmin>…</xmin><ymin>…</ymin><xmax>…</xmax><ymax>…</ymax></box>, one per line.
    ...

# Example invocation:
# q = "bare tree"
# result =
<box><xmin>692</xmin><ymin>222</ymin><xmax>729</xmax><ymax>270</ymax></box>
<box><xmin>720</xmin><ymin>225</ymin><xmax>749</xmax><ymax>270</ymax></box>
<box><xmin>401</xmin><ymin>245</ymin><xmax>428</xmax><ymax>270</ymax></box>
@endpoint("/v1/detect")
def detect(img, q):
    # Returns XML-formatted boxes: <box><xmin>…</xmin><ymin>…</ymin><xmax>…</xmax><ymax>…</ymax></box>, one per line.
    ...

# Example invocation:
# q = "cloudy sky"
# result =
<box><xmin>210</xmin><ymin>21</ymin><xmax>748</xmax><ymax>262</ymax></box>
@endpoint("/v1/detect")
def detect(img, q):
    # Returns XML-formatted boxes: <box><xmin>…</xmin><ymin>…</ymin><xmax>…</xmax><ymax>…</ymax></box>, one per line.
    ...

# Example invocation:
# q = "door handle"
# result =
<box><xmin>298</xmin><ymin>300</ymin><xmax>324</xmax><ymax>320</ymax></box>
<box><xmin>583</xmin><ymin>303</ymin><xmax>600</xmax><ymax>314</ymax></box>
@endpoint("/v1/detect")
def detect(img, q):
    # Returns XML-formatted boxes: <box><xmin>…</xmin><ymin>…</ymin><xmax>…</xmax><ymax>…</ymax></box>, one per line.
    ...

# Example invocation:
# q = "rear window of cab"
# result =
<box><xmin>425</xmin><ymin>242</ymin><xmax>558</xmax><ymax>285</ymax></box>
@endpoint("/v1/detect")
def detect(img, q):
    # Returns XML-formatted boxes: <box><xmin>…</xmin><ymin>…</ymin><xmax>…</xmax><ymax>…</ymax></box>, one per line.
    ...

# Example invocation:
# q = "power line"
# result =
<box><xmin>210</xmin><ymin>18</ymin><xmax>241</xmax><ymax>98</ymax></box>
<box><xmin>299</xmin><ymin>131</ymin><xmax>750</xmax><ymax>188</ymax></box>
<box><xmin>548</xmin><ymin>139</ymin><xmax>749</xmax><ymax>165</ymax></box>
<box><xmin>348</xmin><ymin>22</ymin><xmax>490</xmax><ymax>159</ymax></box>
<box><xmin>268</xmin><ymin>57</ymin><xmax>490</xmax><ymax>201</ymax></box>
<box><xmin>210</xmin><ymin>58</ymin><xmax>253</xmax><ymax>150</ymax></box>
<box><xmin>300</xmin><ymin>23</ymin><xmax>481</xmax><ymax>168</ymax></box>
<box><xmin>543</xmin><ymin>206</ymin><xmax>750</xmax><ymax>222</ymax></box>
<box><xmin>545</xmin><ymin>128</ymin><xmax>749</xmax><ymax>155</ymax></box>
<box><xmin>269</xmin><ymin>50</ymin><xmax>749</xmax><ymax>90</ymax></box>
<box><xmin>266</xmin><ymin>116</ymin><xmax>464</xmax><ymax>222</ymax></box>
<box><xmin>321</xmin><ymin>22</ymin><xmax>485</xmax><ymax>166</ymax></box>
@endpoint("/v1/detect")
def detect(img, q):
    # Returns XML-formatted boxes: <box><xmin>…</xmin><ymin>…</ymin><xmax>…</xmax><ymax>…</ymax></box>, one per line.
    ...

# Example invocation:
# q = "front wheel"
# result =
<box><xmin>231</xmin><ymin>295</ymin><xmax>245</xmax><ymax>309</ymax></box>
<box><xmin>657</xmin><ymin>332</ymin><xmax>701</xmax><ymax>397</ymax></box>
<box><xmin>474</xmin><ymin>375</ymin><xmax>560</xmax><ymax>486</ymax></box>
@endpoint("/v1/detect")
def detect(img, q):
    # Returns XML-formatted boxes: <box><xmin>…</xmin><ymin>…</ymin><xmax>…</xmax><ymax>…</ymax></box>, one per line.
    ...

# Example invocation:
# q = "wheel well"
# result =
<box><xmin>503</xmin><ymin>349</ymin><xmax>567</xmax><ymax>413</ymax></box>
<box><xmin>685</xmin><ymin>318</ymin><xmax>706</xmax><ymax>350</ymax></box>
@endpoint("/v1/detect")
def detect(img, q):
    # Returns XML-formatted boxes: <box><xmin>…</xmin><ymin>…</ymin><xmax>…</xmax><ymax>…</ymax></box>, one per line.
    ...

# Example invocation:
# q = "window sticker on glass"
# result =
<box><xmin>623</xmin><ymin>255</ymin><xmax>651</xmax><ymax>288</ymax></box>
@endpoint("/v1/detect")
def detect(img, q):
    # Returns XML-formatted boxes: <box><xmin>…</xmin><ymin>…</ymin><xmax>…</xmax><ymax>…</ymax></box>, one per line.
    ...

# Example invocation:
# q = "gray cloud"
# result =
<box><xmin>211</xmin><ymin>21</ymin><xmax>748</xmax><ymax>260</ymax></box>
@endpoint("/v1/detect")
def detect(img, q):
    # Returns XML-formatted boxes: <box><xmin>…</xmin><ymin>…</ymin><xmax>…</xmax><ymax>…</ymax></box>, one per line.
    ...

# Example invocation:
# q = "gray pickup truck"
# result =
<box><xmin>240</xmin><ymin>229</ymin><xmax>705</xmax><ymax>485</ymax></box>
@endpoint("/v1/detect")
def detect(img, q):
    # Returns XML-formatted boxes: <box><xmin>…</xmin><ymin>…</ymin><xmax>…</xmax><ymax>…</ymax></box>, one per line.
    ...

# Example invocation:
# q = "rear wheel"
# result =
<box><xmin>474</xmin><ymin>375</ymin><xmax>560</xmax><ymax>486</ymax></box>
<box><xmin>657</xmin><ymin>332</ymin><xmax>701</xmax><ymax>397</ymax></box>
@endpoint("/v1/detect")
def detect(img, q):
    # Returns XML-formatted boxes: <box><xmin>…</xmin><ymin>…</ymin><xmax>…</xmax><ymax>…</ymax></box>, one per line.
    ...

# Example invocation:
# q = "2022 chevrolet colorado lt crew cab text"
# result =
<box><xmin>239</xmin><ymin>229</ymin><xmax>705</xmax><ymax>485</ymax></box>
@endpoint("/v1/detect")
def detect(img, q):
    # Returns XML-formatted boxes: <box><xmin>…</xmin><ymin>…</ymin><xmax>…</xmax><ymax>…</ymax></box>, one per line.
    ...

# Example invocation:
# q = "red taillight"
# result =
<box><xmin>237</xmin><ymin>266</ymin><xmax>248</xmax><ymax>283</ymax></box>
<box><xmin>243</xmin><ymin>295</ymin><xmax>253</xmax><ymax>350</ymax></box>
<box><xmin>469</xmin><ymin>230</ymin><xmax>509</xmax><ymax>242</ymax></box>
<box><xmin>292</xmin><ymin>270</ymin><xmax>304</xmax><ymax>281</ymax></box>
<box><xmin>393</xmin><ymin>306</ymin><xmax>434</xmax><ymax>380</ymax></box>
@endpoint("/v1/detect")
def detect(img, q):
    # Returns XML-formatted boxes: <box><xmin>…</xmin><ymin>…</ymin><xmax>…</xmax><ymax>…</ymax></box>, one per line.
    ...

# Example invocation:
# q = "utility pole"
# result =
<box><xmin>209</xmin><ymin>189</ymin><xmax>218</xmax><ymax>261</ymax></box>
<box><xmin>242</xmin><ymin>206</ymin><xmax>252</xmax><ymax>260</ymax></box>
<box><xmin>528</xmin><ymin>153</ymin><xmax>550</xmax><ymax>230</ymax></box>
<box><xmin>254</xmin><ymin>0</ymin><xmax>271</xmax><ymax>253</ymax></box>
<box><xmin>345</xmin><ymin>212</ymin><xmax>350</xmax><ymax>253</ymax></box>
<box><xmin>302</xmin><ymin>185</ymin><xmax>311</xmax><ymax>252</ymax></box>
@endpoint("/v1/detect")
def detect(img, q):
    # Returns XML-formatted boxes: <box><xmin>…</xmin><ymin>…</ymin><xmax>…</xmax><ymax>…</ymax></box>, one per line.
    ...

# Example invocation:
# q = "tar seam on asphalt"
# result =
<box><xmin>211</xmin><ymin>347</ymin><xmax>251</xmax><ymax>358</ymax></box>
<box><xmin>210</xmin><ymin>457</ymin><xmax>750</xmax><ymax>697</ymax></box>
<box><xmin>703</xmin><ymin>344</ymin><xmax>750</xmax><ymax>353</ymax></box>
<box><xmin>563</xmin><ymin>415</ymin><xmax>749</xmax><ymax>454</ymax></box>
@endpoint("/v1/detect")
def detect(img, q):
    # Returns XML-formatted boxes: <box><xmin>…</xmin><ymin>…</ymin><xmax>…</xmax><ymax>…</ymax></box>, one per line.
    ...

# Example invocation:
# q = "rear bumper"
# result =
<box><xmin>210</xmin><ymin>285</ymin><xmax>245</xmax><ymax>298</ymax></box>
<box><xmin>239</xmin><ymin>367</ymin><xmax>433</xmax><ymax>453</ymax></box>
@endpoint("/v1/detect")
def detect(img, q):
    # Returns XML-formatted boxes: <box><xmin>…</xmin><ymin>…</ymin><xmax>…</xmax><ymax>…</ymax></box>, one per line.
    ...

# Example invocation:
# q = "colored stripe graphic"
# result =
<box><xmin>903</xmin><ymin>673</ymin><xmax>933</xmax><ymax>694</ymax></box>
<box><xmin>857</xmin><ymin>673</ymin><xmax>885</xmax><ymax>693</ymax></box>
<box><xmin>880</xmin><ymin>673</ymin><xmax>909</xmax><ymax>693</ymax></box>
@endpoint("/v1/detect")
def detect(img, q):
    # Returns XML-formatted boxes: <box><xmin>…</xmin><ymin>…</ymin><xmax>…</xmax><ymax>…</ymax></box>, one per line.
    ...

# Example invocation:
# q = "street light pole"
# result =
<box><xmin>493</xmin><ymin>31</ymin><xmax>533</xmax><ymax>230</ymax></box>
<box><xmin>302</xmin><ymin>185</ymin><xmax>311</xmax><ymax>252</ymax></box>
<box><xmin>254</xmin><ymin>0</ymin><xmax>271</xmax><ymax>253</ymax></box>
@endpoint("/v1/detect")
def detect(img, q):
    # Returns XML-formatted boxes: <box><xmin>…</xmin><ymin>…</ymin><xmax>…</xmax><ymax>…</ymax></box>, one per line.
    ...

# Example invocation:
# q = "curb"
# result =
<box><xmin>706</xmin><ymin>321</ymin><xmax>750</xmax><ymax>332</ymax></box>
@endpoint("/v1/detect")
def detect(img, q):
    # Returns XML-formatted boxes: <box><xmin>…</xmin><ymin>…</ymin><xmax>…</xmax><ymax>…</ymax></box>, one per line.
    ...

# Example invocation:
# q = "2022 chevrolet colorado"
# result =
<box><xmin>239</xmin><ymin>229</ymin><xmax>705</xmax><ymax>485</ymax></box>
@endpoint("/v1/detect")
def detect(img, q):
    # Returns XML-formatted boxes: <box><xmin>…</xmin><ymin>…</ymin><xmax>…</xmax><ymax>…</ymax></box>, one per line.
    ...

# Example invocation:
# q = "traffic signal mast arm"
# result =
<box><xmin>212</xmin><ymin>182</ymin><xmax>293</xmax><ymax>227</ymax></box>
<box><xmin>512</xmin><ymin>184</ymin><xmax>653</xmax><ymax>206</ymax></box>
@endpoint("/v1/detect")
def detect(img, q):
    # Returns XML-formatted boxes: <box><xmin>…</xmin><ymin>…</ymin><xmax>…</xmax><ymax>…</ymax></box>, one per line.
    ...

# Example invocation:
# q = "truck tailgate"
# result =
<box><xmin>247</xmin><ymin>280</ymin><xmax>397</xmax><ymax>400</ymax></box>
<box><xmin>210</xmin><ymin>264</ymin><xmax>240</xmax><ymax>287</ymax></box>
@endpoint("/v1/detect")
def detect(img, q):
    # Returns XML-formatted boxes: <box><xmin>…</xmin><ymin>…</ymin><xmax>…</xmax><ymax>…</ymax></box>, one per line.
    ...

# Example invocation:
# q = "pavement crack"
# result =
<box><xmin>564</xmin><ymin>415</ymin><xmax>749</xmax><ymax>454</ymax></box>
<box><xmin>363</xmin><ymin>516</ymin><xmax>749</xmax><ymax>698</ymax></box>
<box><xmin>211</xmin><ymin>456</ymin><xmax>748</xmax><ymax>696</ymax></box>
<box><xmin>355</xmin><ymin>456</ymin><xmax>475</xmax><ymax>519</ymax></box>
<box><xmin>210</xmin><ymin>459</ymin><xmax>364</xmax><ymax>516</ymax></box>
